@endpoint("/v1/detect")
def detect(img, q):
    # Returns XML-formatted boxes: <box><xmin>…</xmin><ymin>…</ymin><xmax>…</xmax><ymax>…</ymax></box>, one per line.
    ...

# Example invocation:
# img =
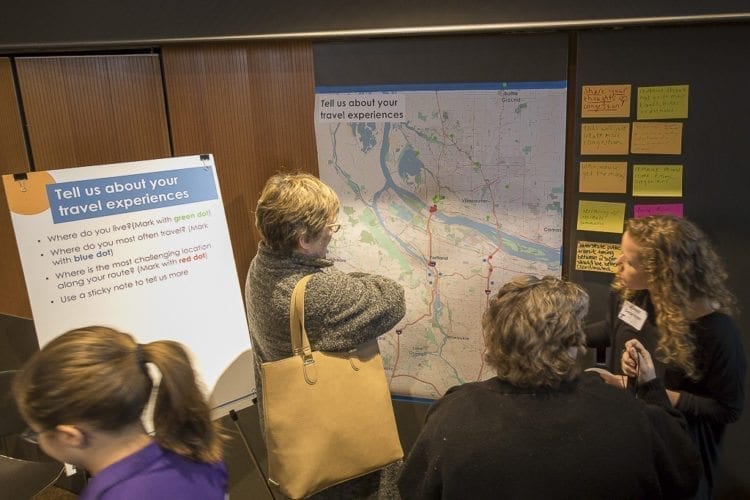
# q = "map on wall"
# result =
<box><xmin>314</xmin><ymin>82</ymin><xmax>567</xmax><ymax>400</ymax></box>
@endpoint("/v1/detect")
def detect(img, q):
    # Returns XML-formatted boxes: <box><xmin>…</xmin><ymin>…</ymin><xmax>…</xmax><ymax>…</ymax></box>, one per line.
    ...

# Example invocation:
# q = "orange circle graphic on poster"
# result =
<box><xmin>2</xmin><ymin>172</ymin><xmax>55</xmax><ymax>215</ymax></box>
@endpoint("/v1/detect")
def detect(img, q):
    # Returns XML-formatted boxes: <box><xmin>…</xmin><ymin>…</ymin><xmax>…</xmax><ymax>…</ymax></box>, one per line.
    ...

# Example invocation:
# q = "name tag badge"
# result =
<box><xmin>618</xmin><ymin>300</ymin><xmax>648</xmax><ymax>331</ymax></box>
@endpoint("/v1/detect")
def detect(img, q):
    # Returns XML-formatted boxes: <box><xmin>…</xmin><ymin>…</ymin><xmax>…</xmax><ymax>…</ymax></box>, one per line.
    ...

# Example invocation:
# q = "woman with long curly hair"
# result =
<box><xmin>587</xmin><ymin>215</ymin><xmax>746</xmax><ymax>499</ymax></box>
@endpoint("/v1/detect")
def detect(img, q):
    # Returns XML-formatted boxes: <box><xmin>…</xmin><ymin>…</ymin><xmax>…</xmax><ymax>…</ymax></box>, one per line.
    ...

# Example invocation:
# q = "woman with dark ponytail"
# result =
<box><xmin>12</xmin><ymin>326</ymin><xmax>227</xmax><ymax>499</ymax></box>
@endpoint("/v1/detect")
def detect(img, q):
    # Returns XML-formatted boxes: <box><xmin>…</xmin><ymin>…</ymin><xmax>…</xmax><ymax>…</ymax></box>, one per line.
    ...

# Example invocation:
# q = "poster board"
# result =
<box><xmin>2</xmin><ymin>154</ymin><xmax>254</xmax><ymax>417</ymax></box>
<box><xmin>314</xmin><ymin>33</ymin><xmax>568</xmax><ymax>400</ymax></box>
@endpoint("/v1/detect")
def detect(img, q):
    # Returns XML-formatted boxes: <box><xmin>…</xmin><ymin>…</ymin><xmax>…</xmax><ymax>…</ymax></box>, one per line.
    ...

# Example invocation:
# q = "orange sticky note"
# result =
<box><xmin>631</xmin><ymin>122</ymin><xmax>683</xmax><ymax>155</ymax></box>
<box><xmin>581</xmin><ymin>123</ymin><xmax>630</xmax><ymax>155</ymax></box>
<box><xmin>579</xmin><ymin>161</ymin><xmax>627</xmax><ymax>193</ymax></box>
<box><xmin>582</xmin><ymin>84</ymin><xmax>631</xmax><ymax>118</ymax></box>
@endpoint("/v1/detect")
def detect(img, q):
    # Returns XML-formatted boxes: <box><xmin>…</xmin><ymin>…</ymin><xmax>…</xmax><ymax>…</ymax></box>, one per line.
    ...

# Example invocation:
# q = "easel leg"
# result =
<box><xmin>229</xmin><ymin>409</ymin><xmax>275</xmax><ymax>499</ymax></box>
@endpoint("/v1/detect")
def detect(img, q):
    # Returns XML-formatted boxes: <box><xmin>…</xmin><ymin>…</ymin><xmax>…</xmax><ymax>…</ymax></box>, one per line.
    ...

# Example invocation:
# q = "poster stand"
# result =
<box><xmin>229</xmin><ymin>409</ymin><xmax>275</xmax><ymax>499</ymax></box>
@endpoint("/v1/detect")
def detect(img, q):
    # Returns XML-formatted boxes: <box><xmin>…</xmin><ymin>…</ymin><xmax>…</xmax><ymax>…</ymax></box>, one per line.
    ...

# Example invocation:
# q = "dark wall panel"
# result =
<box><xmin>570</xmin><ymin>24</ymin><xmax>750</xmax><ymax>498</ymax></box>
<box><xmin>0</xmin><ymin>0</ymin><xmax>748</xmax><ymax>51</ymax></box>
<box><xmin>314</xmin><ymin>32</ymin><xmax>568</xmax><ymax>86</ymax></box>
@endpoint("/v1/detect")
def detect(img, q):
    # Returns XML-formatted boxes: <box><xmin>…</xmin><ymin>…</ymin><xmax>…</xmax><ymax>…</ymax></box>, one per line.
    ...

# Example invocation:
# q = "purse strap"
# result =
<box><xmin>290</xmin><ymin>274</ymin><xmax>318</xmax><ymax>384</ymax></box>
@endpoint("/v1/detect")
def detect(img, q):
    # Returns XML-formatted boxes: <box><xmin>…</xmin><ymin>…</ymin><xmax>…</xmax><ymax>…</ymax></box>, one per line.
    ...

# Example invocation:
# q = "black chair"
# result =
<box><xmin>0</xmin><ymin>370</ymin><xmax>65</xmax><ymax>498</ymax></box>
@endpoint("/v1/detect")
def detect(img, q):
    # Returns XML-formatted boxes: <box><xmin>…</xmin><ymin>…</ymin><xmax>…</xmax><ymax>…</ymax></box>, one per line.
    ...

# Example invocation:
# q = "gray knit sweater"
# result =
<box><xmin>245</xmin><ymin>241</ymin><xmax>406</xmax><ymax>499</ymax></box>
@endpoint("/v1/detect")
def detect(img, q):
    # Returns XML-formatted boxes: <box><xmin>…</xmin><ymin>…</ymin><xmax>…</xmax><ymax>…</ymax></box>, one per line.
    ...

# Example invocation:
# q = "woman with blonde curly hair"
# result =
<box><xmin>587</xmin><ymin>215</ymin><xmax>746</xmax><ymax>499</ymax></box>
<box><xmin>398</xmin><ymin>275</ymin><xmax>701</xmax><ymax>499</ymax></box>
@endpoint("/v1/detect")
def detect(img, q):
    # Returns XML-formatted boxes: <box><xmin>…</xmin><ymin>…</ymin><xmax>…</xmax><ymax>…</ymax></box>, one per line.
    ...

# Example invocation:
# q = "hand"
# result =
<box><xmin>598</xmin><ymin>370</ymin><xmax>627</xmax><ymax>389</ymax></box>
<box><xmin>585</xmin><ymin>367</ymin><xmax>626</xmax><ymax>388</ymax></box>
<box><xmin>621</xmin><ymin>339</ymin><xmax>656</xmax><ymax>384</ymax></box>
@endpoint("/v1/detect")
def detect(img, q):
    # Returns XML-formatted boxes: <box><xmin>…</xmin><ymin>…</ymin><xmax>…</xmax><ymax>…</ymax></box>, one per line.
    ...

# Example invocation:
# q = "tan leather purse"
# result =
<box><xmin>261</xmin><ymin>274</ymin><xmax>403</xmax><ymax>499</ymax></box>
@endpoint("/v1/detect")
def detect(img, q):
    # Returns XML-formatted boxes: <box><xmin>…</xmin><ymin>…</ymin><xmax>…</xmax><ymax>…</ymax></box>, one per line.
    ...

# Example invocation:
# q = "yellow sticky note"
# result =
<box><xmin>632</xmin><ymin>164</ymin><xmax>683</xmax><ymax>197</ymax></box>
<box><xmin>581</xmin><ymin>123</ymin><xmax>630</xmax><ymax>155</ymax></box>
<box><xmin>637</xmin><ymin>85</ymin><xmax>689</xmax><ymax>120</ymax></box>
<box><xmin>581</xmin><ymin>84</ymin><xmax>631</xmax><ymax>118</ymax></box>
<box><xmin>575</xmin><ymin>241</ymin><xmax>623</xmax><ymax>273</ymax></box>
<box><xmin>579</xmin><ymin>161</ymin><xmax>627</xmax><ymax>193</ymax></box>
<box><xmin>577</xmin><ymin>200</ymin><xmax>626</xmax><ymax>234</ymax></box>
<box><xmin>631</xmin><ymin>122</ymin><xmax>683</xmax><ymax>155</ymax></box>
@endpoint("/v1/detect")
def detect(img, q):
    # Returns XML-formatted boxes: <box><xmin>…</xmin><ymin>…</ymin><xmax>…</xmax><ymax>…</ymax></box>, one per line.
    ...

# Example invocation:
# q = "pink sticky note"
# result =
<box><xmin>633</xmin><ymin>203</ymin><xmax>683</xmax><ymax>218</ymax></box>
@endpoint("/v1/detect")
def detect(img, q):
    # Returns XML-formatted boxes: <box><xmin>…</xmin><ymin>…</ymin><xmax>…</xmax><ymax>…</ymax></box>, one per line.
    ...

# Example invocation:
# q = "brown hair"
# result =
<box><xmin>615</xmin><ymin>216</ymin><xmax>736</xmax><ymax>379</ymax></box>
<box><xmin>13</xmin><ymin>326</ymin><xmax>224</xmax><ymax>462</ymax></box>
<box><xmin>483</xmin><ymin>275</ymin><xmax>589</xmax><ymax>388</ymax></box>
<box><xmin>255</xmin><ymin>172</ymin><xmax>340</xmax><ymax>252</ymax></box>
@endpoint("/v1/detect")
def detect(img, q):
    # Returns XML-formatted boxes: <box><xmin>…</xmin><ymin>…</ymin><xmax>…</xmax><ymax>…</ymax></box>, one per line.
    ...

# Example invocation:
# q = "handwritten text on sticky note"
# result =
<box><xmin>582</xmin><ymin>84</ymin><xmax>632</xmax><ymax>118</ymax></box>
<box><xmin>577</xmin><ymin>200</ymin><xmax>626</xmax><ymax>233</ymax></box>
<box><xmin>579</xmin><ymin>161</ymin><xmax>627</xmax><ymax>193</ymax></box>
<box><xmin>575</xmin><ymin>240</ymin><xmax>622</xmax><ymax>273</ymax></box>
<box><xmin>633</xmin><ymin>203</ymin><xmax>684</xmax><ymax>218</ymax></box>
<box><xmin>632</xmin><ymin>164</ymin><xmax>683</xmax><ymax>197</ymax></box>
<box><xmin>581</xmin><ymin>123</ymin><xmax>630</xmax><ymax>155</ymax></box>
<box><xmin>637</xmin><ymin>85</ymin><xmax>689</xmax><ymax>120</ymax></box>
<box><xmin>631</xmin><ymin>122</ymin><xmax>683</xmax><ymax>154</ymax></box>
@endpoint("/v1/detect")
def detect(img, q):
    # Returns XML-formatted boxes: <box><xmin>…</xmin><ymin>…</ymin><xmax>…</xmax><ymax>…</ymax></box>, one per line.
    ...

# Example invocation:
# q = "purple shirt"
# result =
<box><xmin>79</xmin><ymin>442</ymin><xmax>227</xmax><ymax>500</ymax></box>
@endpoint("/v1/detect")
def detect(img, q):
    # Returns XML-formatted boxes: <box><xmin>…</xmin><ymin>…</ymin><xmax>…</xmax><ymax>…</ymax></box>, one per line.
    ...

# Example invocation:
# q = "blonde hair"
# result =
<box><xmin>614</xmin><ymin>216</ymin><xmax>736</xmax><ymax>379</ymax></box>
<box><xmin>255</xmin><ymin>172</ymin><xmax>340</xmax><ymax>252</ymax></box>
<box><xmin>483</xmin><ymin>275</ymin><xmax>589</xmax><ymax>388</ymax></box>
<box><xmin>13</xmin><ymin>326</ymin><xmax>224</xmax><ymax>462</ymax></box>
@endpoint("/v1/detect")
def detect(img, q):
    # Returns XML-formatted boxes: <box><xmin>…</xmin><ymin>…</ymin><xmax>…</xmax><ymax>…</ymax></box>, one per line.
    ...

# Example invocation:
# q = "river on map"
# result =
<box><xmin>342</xmin><ymin>122</ymin><xmax>562</xmax><ymax>267</ymax></box>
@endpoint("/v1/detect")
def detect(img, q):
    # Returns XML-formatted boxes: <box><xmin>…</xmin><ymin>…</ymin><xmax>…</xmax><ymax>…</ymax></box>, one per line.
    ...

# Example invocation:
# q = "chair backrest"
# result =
<box><xmin>0</xmin><ymin>370</ymin><xmax>26</xmax><ymax>437</ymax></box>
<box><xmin>0</xmin><ymin>371</ymin><xmax>66</xmax><ymax>498</ymax></box>
<box><xmin>0</xmin><ymin>454</ymin><xmax>65</xmax><ymax>498</ymax></box>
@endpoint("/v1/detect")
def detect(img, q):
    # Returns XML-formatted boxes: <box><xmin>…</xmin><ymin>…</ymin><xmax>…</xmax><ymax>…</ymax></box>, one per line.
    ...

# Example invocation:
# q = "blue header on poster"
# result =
<box><xmin>47</xmin><ymin>166</ymin><xmax>218</xmax><ymax>223</ymax></box>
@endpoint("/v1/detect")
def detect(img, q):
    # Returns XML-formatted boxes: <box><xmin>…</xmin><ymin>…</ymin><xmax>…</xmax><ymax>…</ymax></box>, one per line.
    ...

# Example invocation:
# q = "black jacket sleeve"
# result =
<box><xmin>638</xmin><ymin>378</ymin><xmax>703</xmax><ymax>499</ymax></box>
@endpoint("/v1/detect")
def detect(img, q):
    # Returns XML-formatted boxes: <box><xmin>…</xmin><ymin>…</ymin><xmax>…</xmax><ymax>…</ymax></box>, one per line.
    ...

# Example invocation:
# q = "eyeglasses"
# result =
<box><xmin>326</xmin><ymin>223</ymin><xmax>342</xmax><ymax>233</ymax></box>
<box><xmin>20</xmin><ymin>428</ymin><xmax>41</xmax><ymax>445</ymax></box>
